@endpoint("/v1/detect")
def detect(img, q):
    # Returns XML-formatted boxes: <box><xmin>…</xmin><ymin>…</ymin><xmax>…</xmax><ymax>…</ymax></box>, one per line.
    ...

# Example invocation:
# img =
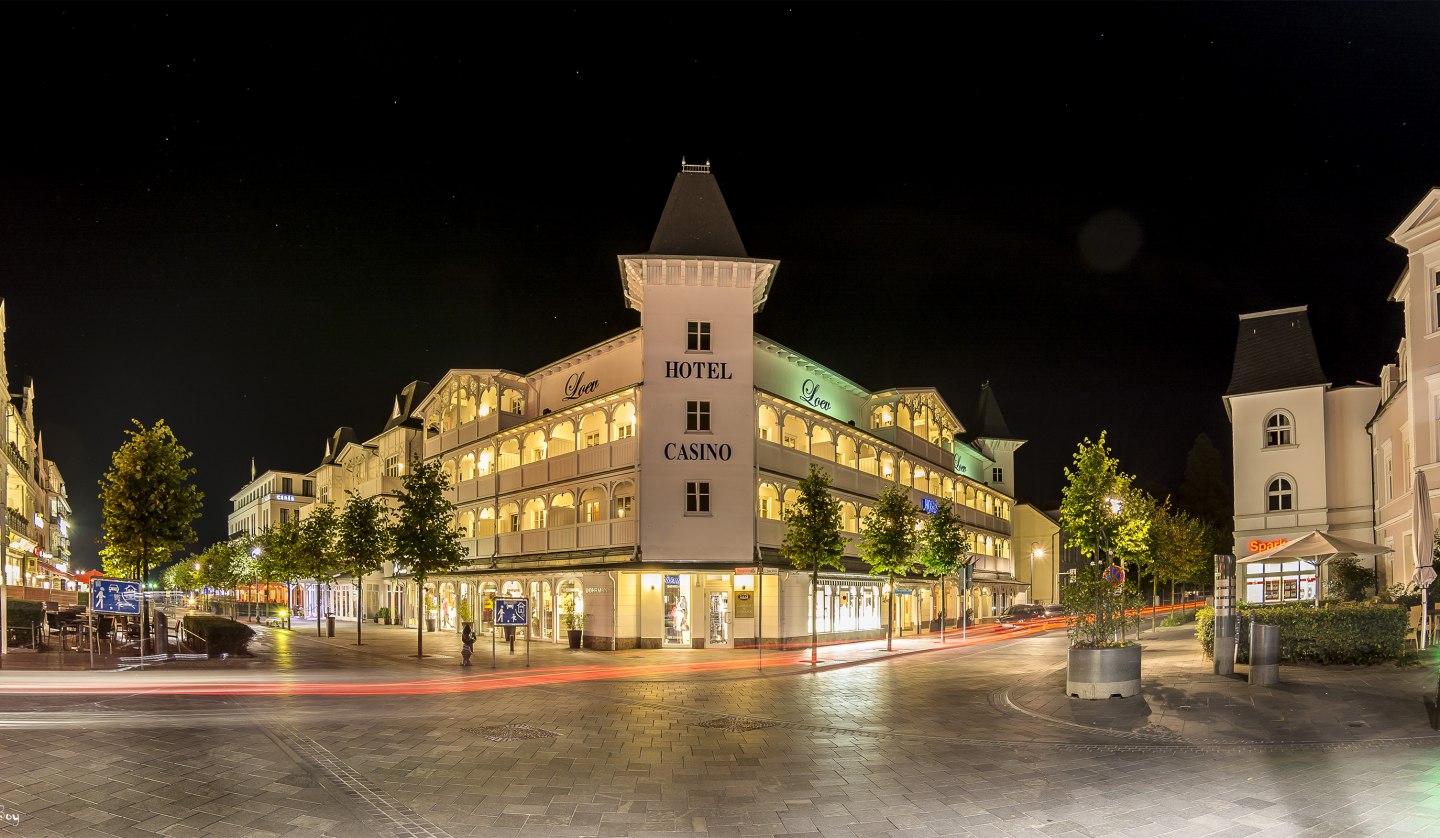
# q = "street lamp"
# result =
<box><xmin>1030</xmin><ymin>543</ymin><xmax>1045</xmax><ymax>605</ymax></box>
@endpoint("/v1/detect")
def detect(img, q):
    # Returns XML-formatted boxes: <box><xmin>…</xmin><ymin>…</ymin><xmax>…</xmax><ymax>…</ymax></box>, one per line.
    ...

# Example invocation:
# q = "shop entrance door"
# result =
<box><xmin>705</xmin><ymin>589</ymin><xmax>732</xmax><ymax>648</ymax></box>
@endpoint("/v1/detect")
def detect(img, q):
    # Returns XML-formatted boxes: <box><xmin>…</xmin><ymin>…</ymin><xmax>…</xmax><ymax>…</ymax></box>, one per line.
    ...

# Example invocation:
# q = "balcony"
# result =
<box><xmin>758</xmin><ymin>440</ymin><xmax>1011</xmax><ymax>536</ymax></box>
<box><xmin>357</xmin><ymin>474</ymin><xmax>404</xmax><ymax>499</ymax></box>
<box><xmin>446</xmin><ymin>437</ymin><xmax>638</xmax><ymax>504</ymax></box>
<box><xmin>455</xmin><ymin>518</ymin><xmax>637</xmax><ymax>562</ymax></box>
<box><xmin>866</xmin><ymin>425</ymin><xmax>954</xmax><ymax>474</ymax></box>
<box><xmin>4</xmin><ymin>507</ymin><xmax>43</xmax><ymax>545</ymax></box>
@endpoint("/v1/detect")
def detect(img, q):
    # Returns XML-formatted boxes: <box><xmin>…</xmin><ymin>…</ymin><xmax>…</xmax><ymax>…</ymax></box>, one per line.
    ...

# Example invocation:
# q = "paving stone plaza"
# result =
<box><xmin>1</xmin><ymin>623</ymin><xmax>1438</xmax><ymax>838</ymax></box>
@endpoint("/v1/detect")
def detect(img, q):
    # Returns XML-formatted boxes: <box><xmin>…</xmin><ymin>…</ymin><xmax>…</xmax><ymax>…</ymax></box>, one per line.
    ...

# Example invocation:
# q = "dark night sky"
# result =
<box><xmin>2</xmin><ymin>4</ymin><xmax>1435</xmax><ymax>570</ymax></box>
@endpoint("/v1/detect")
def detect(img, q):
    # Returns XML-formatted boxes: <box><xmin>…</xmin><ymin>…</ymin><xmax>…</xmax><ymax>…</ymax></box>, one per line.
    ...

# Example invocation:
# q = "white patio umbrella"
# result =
<box><xmin>1238</xmin><ymin>530</ymin><xmax>1393</xmax><ymax>606</ymax></box>
<box><xmin>1414</xmin><ymin>469</ymin><xmax>1436</xmax><ymax>649</ymax></box>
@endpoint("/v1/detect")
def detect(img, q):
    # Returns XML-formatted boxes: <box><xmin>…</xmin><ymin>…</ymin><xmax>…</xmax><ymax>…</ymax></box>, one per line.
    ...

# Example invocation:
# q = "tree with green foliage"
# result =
<box><xmin>917</xmin><ymin>501</ymin><xmax>972</xmax><ymax>642</ymax></box>
<box><xmin>161</xmin><ymin>559</ymin><xmax>198</xmax><ymax>594</ymax></box>
<box><xmin>258</xmin><ymin>517</ymin><xmax>304</xmax><ymax>628</ymax></box>
<box><xmin>1326</xmin><ymin>556</ymin><xmax>1377</xmax><ymax>602</ymax></box>
<box><xmin>297</xmin><ymin>504</ymin><xmax>341</xmax><ymax>636</ymax></box>
<box><xmin>392</xmin><ymin>458</ymin><xmax>469</xmax><ymax>658</ymax></box>
<box><xmin>1059</xmin><ymin>433</ymin><xmax>1151</xmax><ymax>645</ymax></box>
<box><xmin>1145</xmin><ymin>501</ymin><xmax>1210</xmax><ymax>625</ymax></box>
<box><xmin>858</xmin><ymin>485</ymin><xmax>920</xmax><ymax>652</ymax></box>
<box><xmin>98</xmin><ymin>419</ymin><xmax>204</xmax><ymax>653</ymax></box>
<box><xmin>336</xmin><ymin>492</ymin><xmax>393</xmax><ymax>646</ymax></box>
<box><xmin>780</xmin><ymin>464</ymin><xmax>845</xmax><ymax>664</ymax></box>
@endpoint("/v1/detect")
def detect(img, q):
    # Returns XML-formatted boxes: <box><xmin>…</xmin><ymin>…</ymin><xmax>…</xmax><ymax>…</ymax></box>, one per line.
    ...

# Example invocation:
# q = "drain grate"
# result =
<box><xmin>464</xmin><ymin>723</ymin><xmax>560</xmax><ymax>742</ymax></box>
<box><xmin>692</xmin><ymin>716</ymin><xmax>776</xmax><ymax>733</ymax></box>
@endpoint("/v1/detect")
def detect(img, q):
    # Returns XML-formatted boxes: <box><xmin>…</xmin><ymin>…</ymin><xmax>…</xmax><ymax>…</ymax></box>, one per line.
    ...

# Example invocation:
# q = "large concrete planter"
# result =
<box><xmin>1066</xmin><ymin>644</ymin><xmax>1142</xmax><ymax>699</ymax></box>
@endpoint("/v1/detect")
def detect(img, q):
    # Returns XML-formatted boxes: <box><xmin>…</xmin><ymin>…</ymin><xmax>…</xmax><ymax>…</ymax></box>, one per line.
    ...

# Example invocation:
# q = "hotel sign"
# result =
<box><xmin>800</xmin><ymin>379</ymin><xmax>832</xmax><ymax>412</ymax></box>
<box><xmin>275</xmin><ymin>493</ymin><xmax>296</xmax><ymax>502</ymax></box>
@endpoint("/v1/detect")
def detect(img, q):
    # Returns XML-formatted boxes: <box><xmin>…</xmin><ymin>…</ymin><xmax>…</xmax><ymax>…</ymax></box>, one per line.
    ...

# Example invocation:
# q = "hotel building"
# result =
<box><xmin>393</xmin><ymin>163</ymin><xmax>1022</xmax><ymax>649</ymax></box>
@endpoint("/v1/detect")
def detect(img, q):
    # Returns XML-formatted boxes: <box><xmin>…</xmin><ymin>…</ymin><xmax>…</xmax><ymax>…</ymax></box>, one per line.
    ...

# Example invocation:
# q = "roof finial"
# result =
<box><xmin>681</xmin><ymin>157</ymin><xmax>711</xmax><ymax>174</ymax></box>
<box><xmin>250</xmin><ymin>456</ymin><xmax>256</xmax><ymax>482</ymax></box>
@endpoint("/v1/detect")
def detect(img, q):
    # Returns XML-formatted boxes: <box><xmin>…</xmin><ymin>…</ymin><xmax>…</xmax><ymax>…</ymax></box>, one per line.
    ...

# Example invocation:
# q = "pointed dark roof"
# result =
<box><xmin>647</xmin><ymin>163</ymin><xmax>747</xmax><ymax>258</ymax></box>
<box><xmin>319</xmin><ymin>426</ymin><xmax>360</xmax><ymax>467</ymax></box>
<box><xmin>383</xmin><ymin>380</ymin><xmax>432</xmax><ymax>432</ymax></box>
<box><xmin>1226</xmin><ymin>306</ymin><xmax>1329</xmax><ymax>396</ymax></box>
<box><xmin>971</xmin><ymin>382</ymin><xmax>1013</xmax><ymax>439</ymax></box>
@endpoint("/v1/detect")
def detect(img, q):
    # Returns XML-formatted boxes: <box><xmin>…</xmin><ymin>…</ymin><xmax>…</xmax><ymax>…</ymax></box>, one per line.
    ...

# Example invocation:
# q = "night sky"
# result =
<box><xmin>3</xmin><ymin>5</ymin><xmax>1436</xmax><ymax>570</ymax></box>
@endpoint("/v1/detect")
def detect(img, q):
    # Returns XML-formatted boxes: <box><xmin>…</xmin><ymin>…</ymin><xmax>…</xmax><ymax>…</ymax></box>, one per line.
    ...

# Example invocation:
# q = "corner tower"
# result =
<box><xmin>618</xmin><ymin>161</ymin><xmax>779</xmax><ymax>568</ymax></box>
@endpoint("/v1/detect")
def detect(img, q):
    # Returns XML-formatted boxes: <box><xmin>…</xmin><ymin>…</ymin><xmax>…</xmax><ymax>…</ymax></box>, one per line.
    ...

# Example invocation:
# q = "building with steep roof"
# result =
<box><xmin>398</xmin><ymin>162</ymin><xmax>1021</xmax><ymax>649</ymax></box>
<box><xmin>1224</xmin><ymin>306</ymin><xmax>1377</xmax><ymax>602</ymax></box>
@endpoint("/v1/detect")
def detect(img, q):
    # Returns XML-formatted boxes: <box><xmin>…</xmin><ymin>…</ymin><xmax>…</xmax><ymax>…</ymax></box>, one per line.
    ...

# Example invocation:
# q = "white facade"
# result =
<box><xmin>227</xmin><ymin>469</ymin><xmax>315</xmax><ymax>538</ymax></box>
<box><xmin>399</xmin><ymin>164</ymin><xmax>1021</xmax><ymax>649</ymax></box>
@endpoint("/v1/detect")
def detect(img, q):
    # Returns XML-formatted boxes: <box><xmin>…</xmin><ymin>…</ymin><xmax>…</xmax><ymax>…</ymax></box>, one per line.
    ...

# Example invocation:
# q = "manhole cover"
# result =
<box><xmin>692</xmin><ymin>717</ymin><xmax>776</xmax><ymax>733</ymax></box>
<box><xmin>464</xmin><ymin>724</ymin><xmax>560</xmax><ymax>742</ymax></box>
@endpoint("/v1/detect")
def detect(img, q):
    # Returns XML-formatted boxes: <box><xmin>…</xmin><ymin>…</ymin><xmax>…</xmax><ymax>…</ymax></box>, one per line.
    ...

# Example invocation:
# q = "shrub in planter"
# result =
<box><xmin>179</xmin><ymin>614</ymin><xmax>255</xmax><ymax>657</ymax></box>
<box><xmin>1196</xmin><ymin>603</ymin><xmax>1407</xmax><ymax>665</ymax></box>
<box><xmin>1061</xmin><ymin>562</ymin><xmax>1144</xmax><ymax>699</ymax></box>
<box><xmin>376</xmin><ymin>607</ymin><xmax>392</xmax><ymax>625</ymax></box>
<box><xmin>5</xmin><ymin>599</ymin><xmax>45</xmax><ymax>636</ymax></box>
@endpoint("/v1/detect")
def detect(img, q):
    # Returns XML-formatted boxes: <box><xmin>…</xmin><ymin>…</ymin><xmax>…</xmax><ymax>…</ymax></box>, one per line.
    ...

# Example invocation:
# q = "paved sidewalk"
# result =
<box><xmin>1005</xmin><ymin>624</ymin><xmax>1440</xmax><ymax>745</ymax></box>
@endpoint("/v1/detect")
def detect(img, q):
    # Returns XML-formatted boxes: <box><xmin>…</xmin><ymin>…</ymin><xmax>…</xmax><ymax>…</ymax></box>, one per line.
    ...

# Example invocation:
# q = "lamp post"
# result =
<box><xmin>1030</xmin><ymin>543</ymin><xmax>1045</xmax><ymax>605</ymax></box>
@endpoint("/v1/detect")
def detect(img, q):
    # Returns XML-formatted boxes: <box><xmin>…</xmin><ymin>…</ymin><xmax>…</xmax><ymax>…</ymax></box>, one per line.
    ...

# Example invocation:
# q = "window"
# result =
<box><xmin>584</xmin><ymin>431</ymin><xmax>601</xmax><ymax>448</ymax></box>
<box><xmin>509</xmin><ymin>512</ymin><xmax>520</xmax><ymax>532</ymax></box>
<box><xmin>1266</xmin><ymin>476</ymin><xmax>1294</xmax><ymax>512</ymax></box>
<box><xmin>1264</xmin><ymin>411</ymin><xmax>1293</xmax><ymax>447</ymax></box>
<box><xmin>686</xmin><ymin>321</ymin><xmax>711</xmax><ymax>352</ymax></box>
<box><xmin>686</xmin><ymin>400</ymin><xmax>711</xmax><ymax>432</ymax></box>
<box><xmin>302</xmin><ymin>480</ymin><xmax>313</xmax><ymax>496</ymax></box>
<box><xmin>282</xmin><ymin>477</ymin><xmax>294</xmax><ymax>494</ymax></box>
<box><xmin>686</xmin><ymin>481</ymin><xmax>711</xmax><ymax>514</ymax></box>
<box><xmin>615</xmin><ymin>423</ymin><xmax>634</xmax><ymax>440</ymax></box>
<box><xmin>531</xmin><ymin>509</ymin><xmax>547</xmax><ymax>529</ymax></box>
<box><xmin>991</xmin><ymin>467</ymin><xmax>1004</xmax><ymax>483</ymax></box>
<box><xmin>582</xmin><ymin>499</ymin><xmax>603</xmax><ymax>522</ymax></box>
<box><xmin>384</xmin><ymin>455</ymin><xmax>401</xmax><ymax>477</ymax></box>
<box><xmin>758</xmin><ymin>496</ymin><xmax>773</xmax><ymax>519</ymax></box>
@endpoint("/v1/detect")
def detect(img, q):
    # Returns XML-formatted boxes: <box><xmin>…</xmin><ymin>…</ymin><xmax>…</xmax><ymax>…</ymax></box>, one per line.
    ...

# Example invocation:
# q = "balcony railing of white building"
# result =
<box><xmin>455</xmin><ymin>515</ymin><xmax>637</xmax><ymax>563</ymax></box>
<box><xmin>444</xmin><ymin>436</ymin><xmax>638</xmax><ymax>505</ymax></box>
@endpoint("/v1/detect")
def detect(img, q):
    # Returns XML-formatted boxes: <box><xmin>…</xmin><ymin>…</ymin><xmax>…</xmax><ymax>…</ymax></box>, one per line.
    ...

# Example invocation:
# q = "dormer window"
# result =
<box><xmin>1264</xmin><ymin>411</ymin><xmax>1294</xmax><ymax>447</ymax></box>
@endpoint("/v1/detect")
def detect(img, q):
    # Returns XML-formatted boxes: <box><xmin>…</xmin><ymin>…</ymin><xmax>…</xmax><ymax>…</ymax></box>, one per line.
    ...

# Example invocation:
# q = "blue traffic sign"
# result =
<box><xmin>493</xmin><ymin>597</ymin><xmax>528</xmax><ymax>626</ymax></box>
<box><xmin>92</xmin><ymin>578</ymin><xmax>142</xmax><ymax>615</ymax></box>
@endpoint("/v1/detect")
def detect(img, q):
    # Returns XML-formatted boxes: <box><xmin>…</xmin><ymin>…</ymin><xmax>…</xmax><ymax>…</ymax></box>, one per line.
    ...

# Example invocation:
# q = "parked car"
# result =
<box><xmin>998</xmin><ymin>603</ymin><xmax>1046</xmax><ymax>625</ymax></box>
<box><xmin>1043</xmin><ymin>603</ymin><xmax>1065</xmax><ymax>618</ymax></box>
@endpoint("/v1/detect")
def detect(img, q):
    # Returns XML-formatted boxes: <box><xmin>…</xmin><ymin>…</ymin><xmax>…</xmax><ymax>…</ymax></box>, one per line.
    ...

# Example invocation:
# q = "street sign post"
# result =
<box><xmin>492</xmin><ymin>598</ymin><xmax>529</xmax><ymax>668</ymax></box>
<box><xmin>92</xmin><ymin>578</ymin><xmax>141</xmax><ymax>614</ymax></box>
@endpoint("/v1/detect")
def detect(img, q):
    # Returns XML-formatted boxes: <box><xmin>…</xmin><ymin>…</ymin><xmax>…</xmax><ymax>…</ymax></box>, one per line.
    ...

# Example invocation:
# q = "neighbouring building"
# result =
<box><xmin>1227</xmin><ymin>186</ymin><xmax>1440</xmax><ymax>603</ymax></box>
<box><xmin>389</xmin><ymin>162</ymin><xmax>1021</xmax><ymax>649</ymax></box>
<box><xmin>226</xmin><ymin>466</ymin><xmax>316</xmax><ymax>610</ymax></box>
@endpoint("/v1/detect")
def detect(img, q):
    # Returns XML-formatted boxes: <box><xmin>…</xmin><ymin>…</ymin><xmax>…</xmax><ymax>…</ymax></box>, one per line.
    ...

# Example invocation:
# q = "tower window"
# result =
<box><xmin>1266</xmin><ymin>476</ymin><xmax>1294</xmax><ymax>512</ymax></box>
<box><xmin>686</xmin><ymin>481</ymin><xmax>711</xmax><ymax>515</ymax></box>
<box><xmin>686</xmin><ymin>400</ymin><xmax>711</xmax><ymax>432</ymax></box>
<box><xmin>687</xmin><ymin>321</ymin><xmax>712</xmax><ymax>352</ymax></box>
<box><xmin>1264</xmin><ymin>411</ymin><xmax>1294</xmax><ymax>447</ymax></box>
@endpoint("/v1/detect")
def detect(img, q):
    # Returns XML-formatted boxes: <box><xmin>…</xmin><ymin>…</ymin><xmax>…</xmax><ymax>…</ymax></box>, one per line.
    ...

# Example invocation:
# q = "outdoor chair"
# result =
<box><xmin>1409</xmin><ymin>606</ymin><xmax>1437</xmax><ymax>650</ymax></box>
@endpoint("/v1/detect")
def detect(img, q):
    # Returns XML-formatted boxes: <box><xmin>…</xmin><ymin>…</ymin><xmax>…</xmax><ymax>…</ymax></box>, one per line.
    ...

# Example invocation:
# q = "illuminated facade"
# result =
<box><xmin>1225</xmin><ymin>306</ymin><xmax>1377</xmax><ymax>603</ymax></box>
<box><xmin>400</xmin><ymin>164</ymin><xmax>1022</xmax><ymax>648</ymax></box>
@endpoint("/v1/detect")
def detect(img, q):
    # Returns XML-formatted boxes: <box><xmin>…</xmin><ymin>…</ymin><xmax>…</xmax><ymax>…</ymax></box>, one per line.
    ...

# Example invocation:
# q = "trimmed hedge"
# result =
<box><xmin>5</xmin><ymin>599</ymin><xmax>44</xmax><ymax>634</ymax></box>
<box><xmin>1196</xmin><ymin>603</ymin><xmax>1408</xmax><ymax>665</ymax></box>
<box><xmin>179</xmin><ymin>615</ymin><xmax>255</xmax><ymax>657</ymax></box>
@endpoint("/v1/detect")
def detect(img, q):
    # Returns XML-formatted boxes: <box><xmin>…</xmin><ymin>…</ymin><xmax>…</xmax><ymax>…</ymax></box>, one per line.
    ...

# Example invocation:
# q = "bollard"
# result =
<box><xmin>326</xmin><ymin>615</ymin><xmax>336</xmax><ymax>638</ymax></box>
<box><xmin>1249</xmin><ymin>623</ymin><xmax>1280</xmax><ymax>686</ymax></box>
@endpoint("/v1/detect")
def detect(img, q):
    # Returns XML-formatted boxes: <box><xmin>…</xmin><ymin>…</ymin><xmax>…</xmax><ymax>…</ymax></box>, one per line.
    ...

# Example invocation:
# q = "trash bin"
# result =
<box><xmin>1249</xmin><ymin>623</ymin><xmax>1280</xmax><ymax>686</ymax></box>
<box><xmin>153</xmin><ymin>611</ymin><xmax>169</xmax><ymax>655</ymax></box>
<box><xmin>326</xmin><ymin>615</ymin><xmax>336</xmax><ymax>638</ymax></box>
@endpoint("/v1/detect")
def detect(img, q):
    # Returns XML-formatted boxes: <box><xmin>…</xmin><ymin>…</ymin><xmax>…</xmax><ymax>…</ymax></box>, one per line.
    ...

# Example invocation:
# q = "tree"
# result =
<box><xmin>917</xmin><ymin>501</ymin><xmax>972</xmax><ymax>641</ymax></box>
<box><xmin>336</xmin><ymin>492</ymin><xmax>393</xmax><ymax>646</ymax></box>
<box><xmin>98</xmin><ymin>419</ymin><xmax>204</xmax><ymax>653</ymax></box>
<box><xmin>161</xmin><ymin>559</ymin><xmax>198</xmax><ymax>594</ymax></box>
<box><xmin>858</xmin><ymin>485</ymin><xmax>919</xmax><ymax>652</ymax></box>
<box><xmin>1146</xmin><ymin>501</ymin><xmax>1210</xmax><ymax>624</ymax></box>
<box><xmin>1176</xmin><ymin>432</ymin><xmax>1233</xmax><ymax>556</ymax></box>
<box><xmin>392</xmin><ymin>458</ymin><xmax>468</xmax><ymax>658</ymax></box>
<box><xmin>258</xmin><ymin>517</ymin><xmax>304</xmax><ymax>628</ymax></box>
<box><xmin>780</xmin><ymin>464</ymin><xmax>845</xmax><ymax>664</ymax></box>
<box><xmin>297</xmin><ymin>504</ymin><xmax>341</xmax><ymax>636</ymax></box>
<box><xmin>1326</xmin><ymin>556</ymin><xmax>1376</xmax><ymax>602</ymax></box>
<box><xmin>1059</xmin><ymin>433</ymin><xmax>1151</xmax><ymax>645</ymax></box>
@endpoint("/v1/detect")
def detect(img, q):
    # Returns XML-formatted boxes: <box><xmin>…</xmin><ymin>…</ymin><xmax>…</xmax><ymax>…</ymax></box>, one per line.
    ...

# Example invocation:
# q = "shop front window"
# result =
<box><xmin>664</xmin><ymin>574</ymin><xmax>691</xmax><ymax>646</ymax></box>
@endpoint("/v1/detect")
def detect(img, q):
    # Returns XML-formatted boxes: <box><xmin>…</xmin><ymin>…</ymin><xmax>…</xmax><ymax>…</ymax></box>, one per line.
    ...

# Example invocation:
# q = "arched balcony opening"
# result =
<box><xmin>457</xmin><ymin>509</ymin><xmax>476</xmax><ymax>538</ymax></box>
<box><xmin>478</xmin><ymin>384</ymin><xmax>497</xmax><ymax>418</ymax></box>
<box><xmin>441</xmin><ymin>459</ymin><xmax>457</xmax><ymax>487</ymax></box>
<box><xmin>522</xmin><ymin>498</ymin><xmax>547</xmax><ymax>531</ymax></box>
<box><xmin>782</xmin><ymin>488</ymin><xmax>801</xmax><ymax>517</ymax></box>
<box><xmin>498</xmin><ymin>439</ymin><xmax>520</xmax><ymax>471</ymax></box>
<box><xmin>879</xmin><ymin>452</ymin><xmax>896</xmax><ymax>481</ymax></box>
<box><xmin>501</xmin><ymin>387</ymin><xmax>525</xmax><ymax>415</ymax></box>
<box><xmin>758</xmin><ymin>483</ymin><xmax>781</xmax><ymax>520</ymax></box>
<box><xmin>900</xmin><ymin>461</ymin><xmax>913</xmax><ymax>488</ymax></box>
<box><xmin>549</xmin><ymin>420</ymin><xmax>576</xmax><ymax>457</ymax></box>
<box><xmin>811</xmin><ymin>426</ymin><xmax>835</xmax><ymax>461</ymax></box>
<box><xmin>612</xmin><ymin>480</ymin><xmax>635</xmax><ymax>519</ymax></box>
<box><xmin>912</xmin><ymin>404</ymin><xmax>931</xmax><ymax>444</ymax></box>
<box><xmin>782</xmin><ymin>415</ymin><xmax>809</xmax><ymax>453</ymax></box>
<box><xmin>476</xmin><ymin>445</ymin><xmax>494</xmax><ymax>476</ymax></box>
<box><xmin>499</xmin><ymin>502</ymin><xmax>520</xmax><ymax>534</ymax></box>
<box><xmin>459</xmin><ymin>452</ymin><xmax>477</xmax><ymax>481</ymax></box>
<box><xmin>871</xmin><ymin>404</ymin><xmax>894</xmax><ymax>429</ymax></box>
<box><xmin>840</xmin><ymin>502</ymin><xmax>858</xmax><ymax>533</ymax></box>
<box><xmin>458</xmin><ymin>384</ymin><xmax>476</xmax><ymax>425</ymax></box>
<box><xmin>580</xmin><ymin>487</ymin><xmax>607</xmax><ymax>522</ymax></box>
<box><xmin>859</xmin><ymin>443</ymin><xmax>878</xmax><ymax>475</ymax></box>
<box><xmin>522</xmin><ymin>430</ymin><xmax>547</xmax><ymax>463</ymax></box>
<box><xmin>860</xmin><ymin>505</ymin><xmax>874</xmax><ymax>525</ymax></box>
<box><xmin>836</xmin><ymin>435</ymin><xmax>858</xmax><ymax>469</ymax></box>
<box><xmin>611</xmin><ymin>402</ymin><xmax>636</xmax><ymax>441</ymax></box>
<box><xmin>757</xmin><ymin>405</ymin><xmax>780</xmax><ymax>443</ymax></box>
<box><xmin>896</xmin><ymin>402</ymin><xmax>913</xmax><ymax>434</ymax></box>
<box><xmin>475</xmin><ymin>506</ymin><xmax>496</xmax><ymax>538</ymax></box>
<box><xmin>943</xmin><ymin>477</ymin><xmax>956</xmax><ymax>502</ymax></box>
<box><xmin>549</xmin><ymin>492</ymin><xmax>576</xmax><ymax>527</ymax></box>
<box><xmin>927</xmin><ymin>471</ymin><xmax>942</xmax><ymax>496</ymax></box>
<box><xmin>578</xmin><ymin>410</ymin><xmax>607</xmax><ymax>449</ymax></box>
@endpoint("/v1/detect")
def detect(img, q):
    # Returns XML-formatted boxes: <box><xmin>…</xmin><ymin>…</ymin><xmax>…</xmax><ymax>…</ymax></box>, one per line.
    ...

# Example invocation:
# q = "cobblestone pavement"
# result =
<box><xmin>2</xmin><ymin>624</ymin><xmax>1438</xmax><ymax>838</ymax></box>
